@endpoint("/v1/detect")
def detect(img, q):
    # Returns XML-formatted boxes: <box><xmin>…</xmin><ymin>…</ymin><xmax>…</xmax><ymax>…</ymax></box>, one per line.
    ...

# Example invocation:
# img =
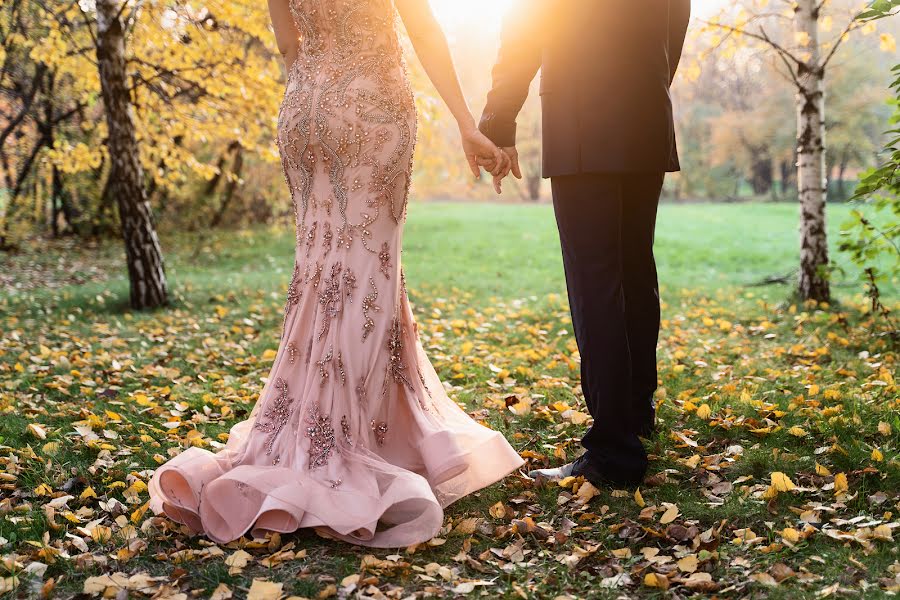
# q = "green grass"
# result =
<box><xmin>0</xmin><ymin>202</ymin><xmax>897</xmax><ymax>599</ymax></box>
<box><xmin>4</xmin><ymin>202</ymin><xmax>895</xmax><ymax>312</ymax></box>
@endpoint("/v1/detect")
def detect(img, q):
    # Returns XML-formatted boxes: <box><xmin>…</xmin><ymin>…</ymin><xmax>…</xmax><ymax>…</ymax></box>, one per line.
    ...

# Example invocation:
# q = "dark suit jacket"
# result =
<box><xmin>479</xmin><ymin>0</ymin><xmax>691</xmax><ymax>177</ymax></box>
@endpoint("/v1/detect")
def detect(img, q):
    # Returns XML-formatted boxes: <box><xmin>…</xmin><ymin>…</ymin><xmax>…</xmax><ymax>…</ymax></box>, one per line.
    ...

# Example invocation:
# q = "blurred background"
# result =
<box><xmin>1</xmin><ymin>0</ymin><xmax>898</xmax><ymax>304</ymax></box>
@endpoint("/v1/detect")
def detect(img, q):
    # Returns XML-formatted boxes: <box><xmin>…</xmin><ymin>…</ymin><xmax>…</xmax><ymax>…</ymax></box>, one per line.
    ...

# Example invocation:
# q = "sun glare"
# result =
<box><xmin>430</xmin><ymin>0</ymin><xmax>514</xmax><ymax>32</ymax></box>
<box><xmin>431</xmin><ymin>0</ymin><xmax>726</xmax><ymax>32</ymax></box>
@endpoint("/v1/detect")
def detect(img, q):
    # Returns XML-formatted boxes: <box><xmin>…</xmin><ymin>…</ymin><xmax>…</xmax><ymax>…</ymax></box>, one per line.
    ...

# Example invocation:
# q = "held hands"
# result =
<box><xmin>492</xmin><ymin>147</ymin><xmax>522</xmax><ymax>194</ymax></box>
<box><xmin>460</xmin><ymin>125</ymin><xmax>510</xmax><ymax>192</ymax></box>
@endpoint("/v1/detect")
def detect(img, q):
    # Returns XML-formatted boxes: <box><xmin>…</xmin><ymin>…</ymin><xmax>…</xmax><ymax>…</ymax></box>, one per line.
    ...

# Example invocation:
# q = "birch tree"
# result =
<box><xmin>703</xmin><ymin>0</ymin><xmax>895</xmax><ymax>302</ymax></box>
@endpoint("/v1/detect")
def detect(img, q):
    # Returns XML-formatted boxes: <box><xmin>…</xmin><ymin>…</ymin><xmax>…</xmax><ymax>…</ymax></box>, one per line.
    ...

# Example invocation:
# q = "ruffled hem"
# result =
<box><xmin>148</xmin><ymin>429</ymin><xmax>523</xmax><ymax>548</ymax></box>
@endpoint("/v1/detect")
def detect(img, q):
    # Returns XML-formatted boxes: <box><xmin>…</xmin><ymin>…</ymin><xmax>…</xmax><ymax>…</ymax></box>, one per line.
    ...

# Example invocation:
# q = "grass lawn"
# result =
<box><xmin>0</xmin><ymin>202</ymin><xmax>898</xmax><ymax>599</ymax></box>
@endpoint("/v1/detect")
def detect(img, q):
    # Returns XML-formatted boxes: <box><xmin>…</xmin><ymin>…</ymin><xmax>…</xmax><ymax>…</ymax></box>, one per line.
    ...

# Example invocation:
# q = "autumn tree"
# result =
<box><xmin>11</xmin><ymin>0</ymin><xmax>284</xmax><ymax>306</ymax></box>
<box><xmin>703</xmin><ymin>0</ymin><xmax>895</xmax><ymax>301</ymax></box>
<box><xmin>95</xmin><ymin>0</ymin><xmax>168</xmax><ymax>309</ymax></box>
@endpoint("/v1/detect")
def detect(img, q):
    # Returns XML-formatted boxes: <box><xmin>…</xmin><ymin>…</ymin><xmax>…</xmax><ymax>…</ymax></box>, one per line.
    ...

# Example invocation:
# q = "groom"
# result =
<box><xmin>480</xmin><ymin>0</ymin><xmax>691</xmax><ymax>486</ymax></box>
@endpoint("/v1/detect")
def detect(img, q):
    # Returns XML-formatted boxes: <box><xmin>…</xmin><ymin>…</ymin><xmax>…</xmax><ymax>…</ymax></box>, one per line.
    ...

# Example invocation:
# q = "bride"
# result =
<box><xmin>148</xmin><ymin>0</ymin><xmax>524</xmax><ymax>548</ymax></box>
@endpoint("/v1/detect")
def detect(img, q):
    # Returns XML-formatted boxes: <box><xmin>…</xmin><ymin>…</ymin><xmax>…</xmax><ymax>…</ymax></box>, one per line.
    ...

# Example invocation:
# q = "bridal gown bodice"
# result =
<box><xmin>279</xmin><ymin>0</ymin><xmax>416</xmax><ymax>238</ymax></box>
<box><xmin>148</xmin><ymin>0</ymin><xmax>524</xmax><ymax>548</ymax></box>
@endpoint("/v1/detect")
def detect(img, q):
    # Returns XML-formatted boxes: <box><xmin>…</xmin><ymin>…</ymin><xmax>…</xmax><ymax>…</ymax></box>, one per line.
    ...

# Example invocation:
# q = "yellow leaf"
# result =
<box><xmin>225</xmin><ymin>549</ymin><xmax>252</xmax><ymax>574</ymax></box>
<box><xmin>782</xmin><ymin>527</ymin><xmax>801</xmax><ymax>544</ymax></box>
<box><xmin>634</xmin><ymin>488</ymin><xmax>646</xmax><ymax>508</ymax></box>
<box><xmin>873</xmin><ymin>524</ymin><xmax>893</xmax><ymax>542</ymax></box>
<box><xmin>696</xmin><ymin>404</ymin><xmax>711</xmax><ymax>420</ymax></box>
<box><xmin>683</xmin><ymin>454</ymin><xmax>702</xmax><ymax>469</ymax></box>
<box><xmin>507</xmin><ymin>398</ymin><xmax>533</xmax><ymax>416</ymax></box>
<box><xmin>677</xmin><ymin>554</ymin><xmax>698</xmax><ymax>573</ymax></box>
<box><xmin>815</xmin><ymin>463</ymin><xmax>832</xmax><ymax>476</ymax></box>
<box><xmin>42</xmin><ymin>441</ymin><xmax>61</xmax><ymax>455</ymax></box>
<box><xmin>79</xmin><ymin>487</ymin><xmax>97</xmax><ymax>501</ymax></box>
<box><xmin>576</xmin><ymin>481</ymin><xmax>600</xmax><ymax>503</ymax></box>
<box><xmin>788</xmin><ymin>426</ymin><xmax>806</xmax><ymax>437</ymax></box>
<box><xmin>558</xmin><ymin>476</ymin><xmax>577</xmax><ymax>489</ymax></box>
<box><xmin>489</xmin><ymin>501</ymin><xmax>507</xmax><ymax>519</ymax></box>
<box><xmin>660</xmin><ymin>504</ymin><xmax>680</xmax><ymax>524</ymax></box>
<box><xmin>807</xmin><ymin>384</ymin><xmax>819</xmax><ymax>396</ymax></box>
<box><xmin>834</xmin><ymin>473</ymin><xmax>848</xmax><ymax>495</ymax></box>
<box><xmin>130</xmin><ymin>502</ymin><xmax>150</xmax><ymax>524</ymax></box>
<box><xmin>27</xmin><ymin>423</ymin><xmax>47</xmax><ymax>440</ymax></box>
<box><xmin>210</xmin><ymin>583</ymin><xmax>233</xmax><ymax>600</ymax></box>
<box><xmin>262</xmin><ymin>349</ymin><xmax>278</xmax><ymax>361</ymax></box>
<box><xmin>90</xmin><ymin>525</ymin><xmax>112</xmax><ymax>543</ymax></box>
<box><xmin>872</xmin><ymin>448</ymin><xmax>884</xmax><ymax>462</ymax></box>
<box><xmin>771</xmin><ymin>472</ymin><xmax>795</xmax><ymax>493</ymax></box>
<box><xmin>247</xmin><ymin>579</ymin><xmax>283</xmax><ymax>600</ymax></box>
<box><xmin>878</xmin><ymin>421</ymin><xmax>892</xmax><ymax>436</ymax></box>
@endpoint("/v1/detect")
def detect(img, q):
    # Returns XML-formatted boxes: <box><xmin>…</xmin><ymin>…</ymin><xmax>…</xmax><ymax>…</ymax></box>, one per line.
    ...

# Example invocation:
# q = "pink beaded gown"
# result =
<box><xmin>148</xmin><ymin>0</ymin><xmax>524</xmax><ymax>548</ymax></box>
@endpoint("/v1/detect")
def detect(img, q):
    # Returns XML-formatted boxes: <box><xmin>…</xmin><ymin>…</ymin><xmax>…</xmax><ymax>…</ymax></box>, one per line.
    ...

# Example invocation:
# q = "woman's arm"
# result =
<box><xmin>395</xmin><ymin>0</ymin><xmax>506</xmax><ymax>179</ymax></box>
<box><xmin>268</xmin><ymin>0</ymin><xmax>301</xmax><ymax>70</ymax></box>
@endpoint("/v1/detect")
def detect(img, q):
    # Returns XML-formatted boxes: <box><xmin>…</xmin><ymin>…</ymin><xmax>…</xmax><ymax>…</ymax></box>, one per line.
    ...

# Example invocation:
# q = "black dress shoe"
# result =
<box><xmin>571</xmin><ymin>447</ymin><xmax>647</xmax><ymax>488</ymax></box>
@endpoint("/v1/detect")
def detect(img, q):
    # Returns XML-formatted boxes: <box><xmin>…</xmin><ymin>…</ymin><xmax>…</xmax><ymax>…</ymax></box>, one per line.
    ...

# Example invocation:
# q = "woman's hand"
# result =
<box><xmin>460</xmin><ymin>124</ymin><xmax>508</xmax><ymax>183</ymax></box>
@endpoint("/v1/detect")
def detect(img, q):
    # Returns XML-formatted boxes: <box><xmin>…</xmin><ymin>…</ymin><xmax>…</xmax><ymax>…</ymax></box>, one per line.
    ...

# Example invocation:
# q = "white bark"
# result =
<box><xmin>794</xmin><ymin>0</ymin><xmax>831</xmax><ymax>301</ymax></box>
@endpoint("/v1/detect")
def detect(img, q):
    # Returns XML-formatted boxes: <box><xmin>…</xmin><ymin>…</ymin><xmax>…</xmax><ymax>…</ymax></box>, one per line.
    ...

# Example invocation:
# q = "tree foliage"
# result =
<box><xmin>840</xmin><ymin>1</ymin><xmax>900</xmax><ymax>321</ymax></box>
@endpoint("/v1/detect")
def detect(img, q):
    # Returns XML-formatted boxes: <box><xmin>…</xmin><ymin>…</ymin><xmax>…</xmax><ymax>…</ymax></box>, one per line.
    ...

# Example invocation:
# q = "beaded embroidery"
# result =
<box><xmin>341</xmin><ymin>415</ymin><xmax>352</xmax><ymax>445</ymax></box>
<box><xmin>361</xmin><ymin>277</ymin><xmax>380</xmax><ymax>341</ymax></box>
<box><xmin>379</xmin><ymin>242</ymin><xmax>392</xmax><ymax>279</ymax></box>
<box><xmin>285</xmin><ymin>263</ymin><xmax>303</xmax><ymax>313</ymax></box>
<box><xmin>255</xmin><ymin>377</ymin><xmax>294</xmax><ymax>455</ymax></box>
<box><xmin>371</xmin><ymin>419</ymin><xmax>388</xmax><ymax>446</ymax></box>
<box><xmin>306</xmin><ymin>403</ymin><xmax>335</xmax><ymax>469</ymax></box>
<box><xmin>318</xmin><ymin>263</ymin><xmax>344</xmax><ymax>341</ymax></box>
<box><xmin>317</xmin><ymin>346</ymin><xmax>334</xmax><ymax>386</ymax></box>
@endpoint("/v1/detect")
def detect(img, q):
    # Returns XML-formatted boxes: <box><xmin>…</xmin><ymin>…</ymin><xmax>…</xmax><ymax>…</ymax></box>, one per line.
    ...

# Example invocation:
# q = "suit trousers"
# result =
<box><xmin>550</xmin><ymin>172</ymin><xmax>664</xmax><ymax>477</ymax></box>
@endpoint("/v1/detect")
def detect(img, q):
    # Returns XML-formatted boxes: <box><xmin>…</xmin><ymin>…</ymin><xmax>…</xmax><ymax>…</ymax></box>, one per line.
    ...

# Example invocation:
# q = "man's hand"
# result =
<box><xmin>492</xmin><ymin>146</ymin><xmax>522</xmax><ymax>194</ymax></box>
<box><xmin>461</xmin><ymin>126</ymin><xmax>508</xmax><ymax>179</ymax></box>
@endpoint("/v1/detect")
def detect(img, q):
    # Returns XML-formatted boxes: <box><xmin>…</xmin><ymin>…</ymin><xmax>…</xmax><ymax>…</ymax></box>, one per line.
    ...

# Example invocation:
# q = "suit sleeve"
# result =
<box><xmin>668</xmin><ymin>0</ymin><xmax>691</xmax><ymax>85</ymax></box>
<box><xmin>478</xmin><ymin>0</ymin><xmax>544</xmax><ymax>147</ymax></box>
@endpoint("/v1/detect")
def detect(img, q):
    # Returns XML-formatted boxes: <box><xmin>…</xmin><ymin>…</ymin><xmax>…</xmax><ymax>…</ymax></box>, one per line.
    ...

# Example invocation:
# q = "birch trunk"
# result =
<box><xmin>96</xmin><ymin>0</ymin><xmax>168</xmax><ymax>309</ymax></box>
<box><xmin>794</xmin><ymin>0</ymin><xmax>831</xmax><ymax>302</ymax></box>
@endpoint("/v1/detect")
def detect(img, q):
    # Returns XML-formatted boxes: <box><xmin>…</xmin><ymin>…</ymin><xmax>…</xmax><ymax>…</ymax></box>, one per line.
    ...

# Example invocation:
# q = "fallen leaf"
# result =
<box><xmin>247</xmin><ymin>579</ymin><xmax>283</xmax><ymax>600</ymax></box>
<box><xmin>771</xmin><ymin>472</ymin><xmax>795</xmax><ymax>492</ymax></box>
<box><xmin>27</xmin><ymin>423</ymin><xmax>47</xmax><ymax>440</ymax></box>
<box><xmin>660</xmin><ymin>504</ymin><xmax>680</xmax><ymax>524</ymax></box>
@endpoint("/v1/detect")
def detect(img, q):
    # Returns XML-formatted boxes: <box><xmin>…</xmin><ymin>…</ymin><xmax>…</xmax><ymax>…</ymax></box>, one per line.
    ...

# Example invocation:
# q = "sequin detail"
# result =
<box><xmin>255</xmin><ymin>377</ymin><xmax>294</xmax><ymax>455</ymax></box>
<box><xmin>317</xmin><ymin>346</ymin><xmax>334</xmax><ymax>386</ymax></box>
<box><xmin>341</xmin><ymin>415</ymin><xmax>352</xmax><ymax>445</ymax></box>
<box><xmin>336</xmin><ymin>352</ymin><xmax>346</xmax><ymax>386</ymax></box>
<box><xmin>285</xmin><ymin>263</ymin><xmax>303</xmax><ymax>313</ymax></box>
<box><xmin>318</xmin><ymin>263</ymin><xmax>344</xmax><ymax>341</ymax></box>
<box><xmin>306</xmin><ymin>403</ymin><xmax>335</xmax><ymax>469</ymax></box>
<box><xmin>371</xmin><ymin>419</ymin><xmax>388</xmax><ymax>446</ymax></box>
<box><xmin>361</xmin><ymin>277</ymin><xmax>380</xmax><ymax>341</ymax></box>
<box><xmin>387</xmin><ymin>316</ymin><xmax>414</xmax><ymax>390</ymax></box>
<box><xmin>344</xmin><ymin>269</ymin><xmax>358</xmax><ymax>303</ymax></box>
<box><xmin>379</xmin><ymin>242</ymin><xmax>392</xmax><ymax>279</ymax></box>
